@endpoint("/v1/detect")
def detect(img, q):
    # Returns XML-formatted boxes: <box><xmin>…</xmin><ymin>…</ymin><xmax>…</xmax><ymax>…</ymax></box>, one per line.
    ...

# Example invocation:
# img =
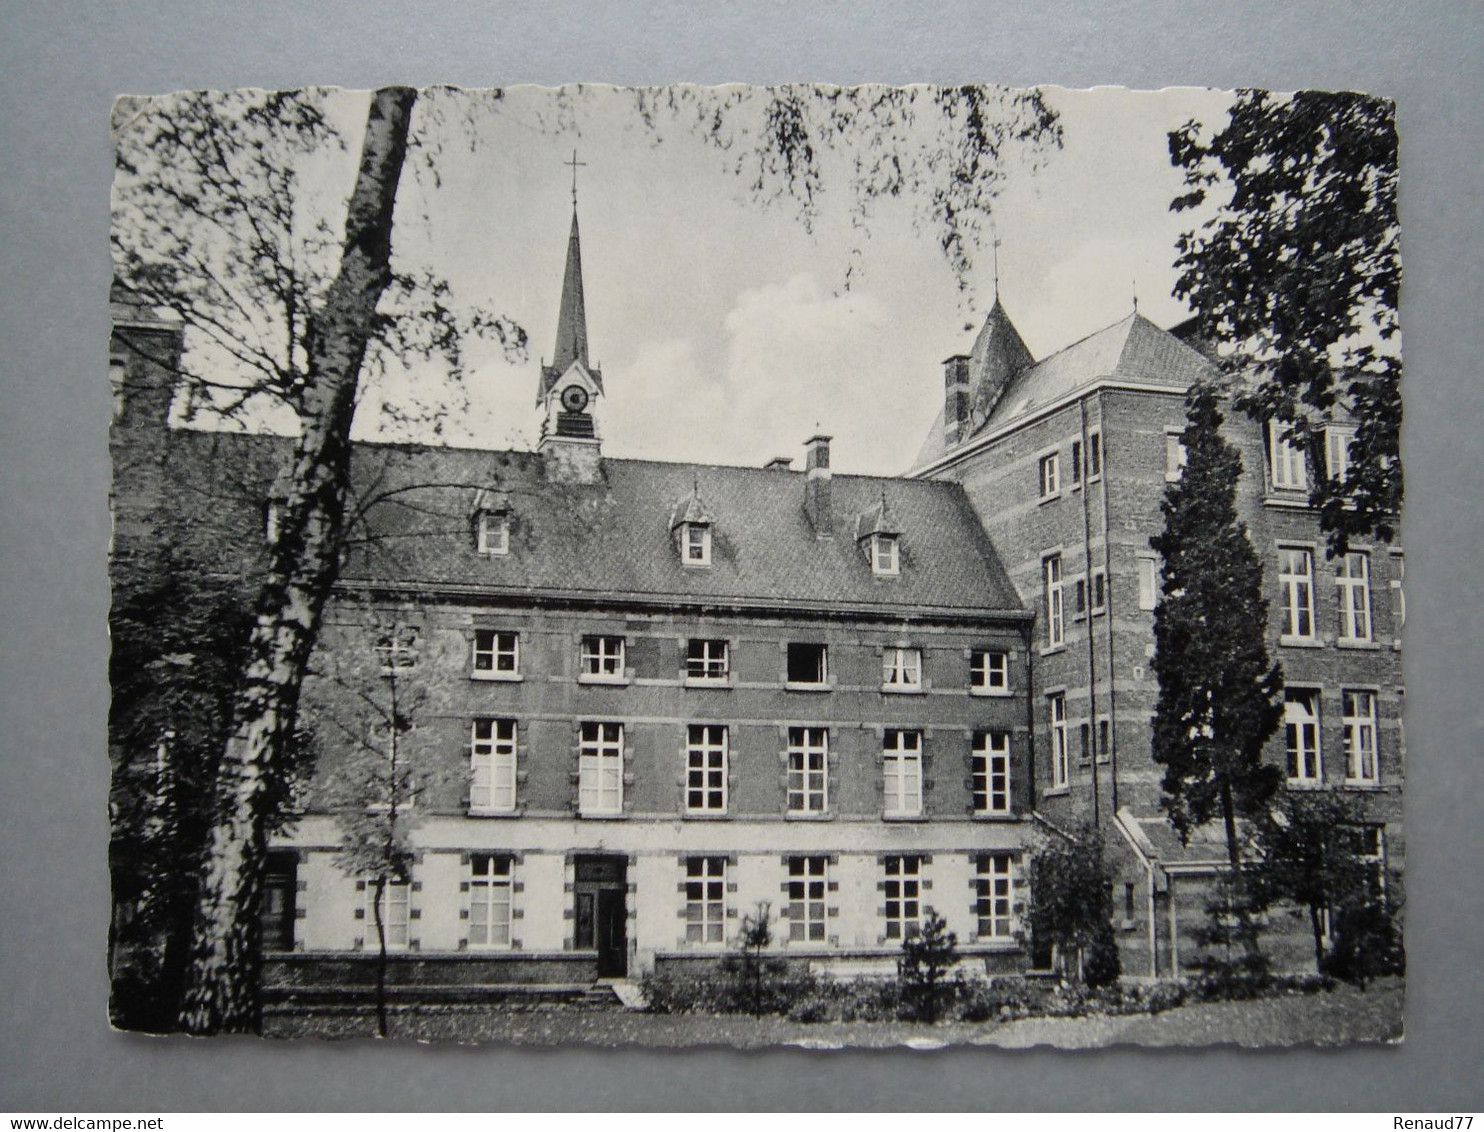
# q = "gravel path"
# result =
<box><xmin>264</xmin><ymin>980</ymin><xmax>1402</xmax><ymax>1049</ymax></box>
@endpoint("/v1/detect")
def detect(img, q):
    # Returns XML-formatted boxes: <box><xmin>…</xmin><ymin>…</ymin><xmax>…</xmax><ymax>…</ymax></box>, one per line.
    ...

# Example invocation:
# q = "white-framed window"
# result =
<box><xmin>971</xmin><ymin>731</ymin><xmax>1011</xmax><ymax>815</ymax></box>
<box><xmin>1344</xmin><ymin>825</ymin><xmax>1388</xmax><ymax>902</ymax></box>
<box><xmin>975</xmin><ymin>853</ymin><xmax>1015</xmax><ymax>939</ymax></box>
<box><xmin>883</xmin><ymin>856</ymin><xmax>924</xmax><ymax>941</ymax></box>
<box><xmin>1165</xmin><ymin>430</ymin><xmax>1188</xmax><ymax>482</ymax></box>
<box><xmin>1279</xmin><ymin>548</ymin><xmax>1316</xmax><ymax>640</ymax></box>
<box><xmin>1337</xmin><ymin>552</ymin><xmax>1373</xmax><ymax>642</ymax></box>
<box><xmin>1137</xmin><ymin>555</ymin><xmax>1160</xmax><ymax>612</ymax></box>
<box><xmin>1043</xmin><ymin>554</ymin><xmax>1064</xmax><ymax>648</ymax></box>
<box><xmin>1086</xmin><ymin>430</ymin><xmax>1103</xmax><ymax>479</ymax></box>
<box><xmin>682</xmin><ymin>522</ymin><xmax>711</xmax><ymax>567</ymax></box>
<box><xmin>1325</xmin><ymin>426</ymin><xmax>1356</xmax><ymax>483</ymax></box>
<box><xmin>1090</xmin><ymin>568</ymin><xmax>1107</xmax><ymax>615</ymax></box>
<box><xmin>477</xmin><ymin>511</ymin><xmax>510</xmax><ymax>555</ymax></box>
<box><xmin>1038</xmin><ymin>452</ymin><xmax>1060</xmax><ymax>498</ymax></box>
<box><xmin>578</xmin><ymin>721</ymin><xmax>624</xmax><ymax>815</ymax></box>
<box><xmin>470</xmin><ymin>718</ymin><xmax>518</xmax><ymax>813</ymax></box>
<box><xmin>1343</xmin><ymin>690</ymin><xmax>1379</xmax><ymax>784</ymax></box>
<box><xmin>363</xmin><ymin>879</ymin><xmax>410</xmax><ymax>949</ymax></box>
<box><xmin>882</xmin><ymin>646</ymin><xmax>923</xmax><ymax>691</ymax></box>
<box><xmin>786</xmin><ymin>726</ymin><xmax>829</xmax><ymax>814</ymax></box>
<box><xmin>376</xmin><ymin>626</ymin><xmax>419</xmax><ymax>673</ymax></box>
<box><xmin>882</xmin><ymin>729</ymin><xmax>924</xmax><ymax>817</ymax></box>
<box><xmin>580</xmin><ymin>635</ymin><xmax>626</xmax><ymax>680</ymax></box>
<box><xmin>683</xmin><ymin>856</ymin><xmax>727</xmax><ymax>944</ymax></box>
<box><xmin>1269</xmin><ymin>421</ymin><xmax>1309</xmax><ymax>491</ymax></box>
<box><xmin>1285</xmin><ymin>690</ymin><xmax>1323</xmax><ymax>784</ymax></box>
<box><xmin>685</xmin><ymin>638</ymin><xmax>729</xmax><ymax>683</ymax></box>
<box><xmin>1048</xmin><ymin>693</ymin><xmax>1069</xmax><ymax>790</ymax></box>
<box><xmin>785</xmin><ymin>642</ymin><xmax>829</xmax><ymax>687</ymax></box>
<box><xmin>472</xmin><ymin>629</ymin><xmax>519</xmax><ymax>678</ymax></box>
<box><xmin>686</xmin><ymin>724</ymin><xmax>728</xmax><ymax>813</ymax></box>
<box><xmin>871</xmin><ymin>533</ymin><xmax>900</xmax><ymax>576</ymax></box>
<box><xmin>785</xmin><ymin>856</ymin><xmax>828</xmax><ymax>942</ymax></box>
<box><xmin>970</xmin><ymin>648</ymin><xmax>1009</xmax><ymax>693</ymax></box>
<box><xmin>468</xmin><ymin>855</ymin><xmax>513</xmax><ymax>948</ymax></box>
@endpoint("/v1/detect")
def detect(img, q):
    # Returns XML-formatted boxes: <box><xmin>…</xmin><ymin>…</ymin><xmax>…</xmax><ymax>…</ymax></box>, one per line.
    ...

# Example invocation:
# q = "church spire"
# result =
<box><xmin>551</xmin><ymin>208</ymin><xmax>590</xmax><ymax>375</ymax></box>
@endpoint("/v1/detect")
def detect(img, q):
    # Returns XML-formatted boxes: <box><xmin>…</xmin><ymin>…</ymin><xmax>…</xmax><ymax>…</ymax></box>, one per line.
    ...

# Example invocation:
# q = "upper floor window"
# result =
<box><xmin>1038</xmin><ymin>452</ymin><xmax>1060</xmax><ymax>499</ymax></box>
<box><xmin>1048</xmin><ymin>693</ymin><xmax>1069</xmax><ymax>790</ymax></box>
<box><xmin>786</xmin><ymin>642</ymin><xmax>829</xmax><ymax>687</ymax></box>
<box><xmin>686</xmin><ymin>724</ymin><xmax>728</xmax><ymax>813</ymax></box>
<box><xmin>376</xmin><ymin>626</ymin><xmax>419</xmax><ymax>673</ymax></box>
<box><xmin>1165</xmin><ymin>430</ymin><xmax>1188</xmax><ymax>482</ymax></box>
<box><xmin>1043</xmin><ymin>554</ymin><xmax>1065</xmax><ymax>648</ymax></box>
<box><xmin>578</xmin><ymin>721</ymin><xmax>624</xmax><ymax>815</ymax></box>
<box><xmin>1343</xmin><ymin>690</ymin><xmax>1379</xmax><ymax>785</ymax></box>
<box><xmin>469</xmin><ymin>718</ymin><xmax>517</xmax><ymax>813</ymax></box>
<box><xmin>1086</xmin><ymin>431</ymin><xmax>1103</xmax><ymax>479</ymax></box>
<box><xmin>786</xmin><ymin>726</ymin><xmax>829</xmax><ymax>814</ymax></box>
<box><xmin>1279</xmin><ymin>548</ymin><xmax>1316</xmax><ymax>641</ymax></box>
<box><xmin>871</xmin><ymin>533</ymin><xmax>900</xmax><ymax>576</ymax></box>
<box><xmin>971</xmin><ymin>731</ymin><xmax>1012</xmax><ymax>815</ymax></box>
<box><xmin>580</xmin><ymin>635</ymin><xmax>626</xmax><ymax>681</ymax></box>
<box><xmin>682</xmin><ymin>522</ymin><xmax>711</xmax><ymax>567</ymax></box>
<box><xmin>1090</xmin><ymin>568</ymin><xmax>1107</xmax><ymax>615</ymax></box>
<box><xmin>1325</xmin><ymin>426</ymin><xmax>1356</xmax><ymax>484</ymax></box>
<box><xmin>1285</xmin><ymin>690</ymin><xmax>1322</xmax><ymax>785</ymax></box>
<box><xmin>1137</xmin><ymin>555</ymin><xmax>1160</xmax><ymax>611</ymax></box>
<box><xmin>685</xmin><ymin>638</ymin><xmax>729</xmax><ymax>683</ymax></box>
<box><xmin>882</xmin><ymin>729</ymin><xmax>923</xmax><ymax>817</ymax></box>
<box><xmin>970</xmin><ymin>649</ymin><xmax>1009</xmax><ymax>693</ymax></box>
<box><xmin>1070</xmin><ymin>439</ymin><xmax>1083</xmax><ymax>487</ymax></box>
<box><xmin>476</xmin><ymin>511</ymin><xmax>510</xmax><ymax>556</ymax></box>
<box><xmin>882</xmin><ymin>647</ymin><xmax>923</xmax><ymax>692</ymax></box>
<box><xmin>1269</xmin><ymin>421</ymin><xmax>1309</xmax><ymax>491</ymax></box>
<box><xmin>472</xmin><ymin>629</ymin><xmax>520</xmax><ymax>678</ymax></box>
<box><xmin>1336</xmin><ymin>552</ymin><xmax>1373</xmax><ymax>642</ymax></box>
<box><xmin>468</xmin><ymin>855</ymin><xmax>513</xmax><ymax>948</ymax></box>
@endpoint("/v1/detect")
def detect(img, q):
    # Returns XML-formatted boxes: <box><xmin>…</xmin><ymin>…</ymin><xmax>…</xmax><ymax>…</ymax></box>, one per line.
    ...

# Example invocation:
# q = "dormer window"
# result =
<box><xmin>682</xmin><ymin>523</ymin><xmax>711</xmax><ymax>567</ymax></box>
<box><xmin>477</xmin><ymin>511</ymin><xmax>509</xmax><ymax>556</ymax></box>
<box><xmin>871</xmin><ymin>534</ymin><xmax>900</xmax><ymax>576</ymax></box>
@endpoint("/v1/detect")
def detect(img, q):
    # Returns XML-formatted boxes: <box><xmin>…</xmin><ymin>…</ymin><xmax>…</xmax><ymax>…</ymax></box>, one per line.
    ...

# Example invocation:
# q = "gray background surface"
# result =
<box><xmin>2</xmin><ymin>0</ymin><xmax>1481</xmax><ymax>1112</ymax></box>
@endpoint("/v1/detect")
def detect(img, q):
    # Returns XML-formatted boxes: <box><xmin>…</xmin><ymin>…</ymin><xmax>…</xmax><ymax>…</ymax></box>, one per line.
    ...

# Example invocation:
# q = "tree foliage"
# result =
<box><xmin>899</xmin><ymin>911</ymin><xmax>959</xmax><ymax>1021</ymax></box>
<box><xmin>1170</xmin><ymin>90</ymin><xmax>1401</xmax><ymax>555</ymax></box>
<box><xmin>1024</xmin><ymin>826</ymin><xmax>1118</xmax><ymax>984</ymax></box>
<box><xmin>1150</xmin><ymin>381</ymin><xmax>1284</xmax><ymax>874</ymax></box>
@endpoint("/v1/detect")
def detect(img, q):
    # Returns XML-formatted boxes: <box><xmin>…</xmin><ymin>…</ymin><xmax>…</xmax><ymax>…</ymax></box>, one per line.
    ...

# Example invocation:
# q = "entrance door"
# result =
<box><xmin>573</xmin><ymin>856</ymin><xmax>628</xmax><ymax>977</ymax></box>
<box><xmin>260</xmin><ymin>852</ymin><xmax>297</xmax><ymax>953</ymax></box>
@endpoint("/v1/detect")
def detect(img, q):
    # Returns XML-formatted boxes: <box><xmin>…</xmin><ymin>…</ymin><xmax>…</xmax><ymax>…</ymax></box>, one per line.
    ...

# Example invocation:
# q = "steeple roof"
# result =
<box><xmin>966</xmin><ymin>298</ymin><xmax>1034</xmax><ymax>428</ymax></box>
<box><xmin>538</xmin><ymin>209</ymin><xmax>602</xmax><ymax>403</ymax></box>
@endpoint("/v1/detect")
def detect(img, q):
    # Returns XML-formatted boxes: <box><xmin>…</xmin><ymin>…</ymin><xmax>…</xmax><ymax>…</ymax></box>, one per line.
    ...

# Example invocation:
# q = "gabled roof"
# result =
<box><xmin>912</xmin><ymin>312</ymin><xmax>1219</xmax><ymax>472</ymax></box>
<box><xmin>854</xmin><ymin>493</ymin><xmax>899</xmax><ymax>541</ymax></box>
<box><xmin>158</xmin><ymin>431</ymin><xmax>1025</xmax><ymax>618</ymax></box>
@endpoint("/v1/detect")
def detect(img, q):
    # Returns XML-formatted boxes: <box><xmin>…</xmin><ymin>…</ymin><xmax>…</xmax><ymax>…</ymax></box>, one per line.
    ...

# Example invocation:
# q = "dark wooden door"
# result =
<box><xmin>260</xmin><ymin>852</ymin><xmax>297</xmax><ymax>953</ymax></box>
<box><xmin>596</xmin><ymin>888</ymin><xmax>627</xmax><ymax>976</ymax></box>
<box><xmin>574</xmin><ymin>856</ymin><xmax>628</xmax><ymax>977</ymax></box>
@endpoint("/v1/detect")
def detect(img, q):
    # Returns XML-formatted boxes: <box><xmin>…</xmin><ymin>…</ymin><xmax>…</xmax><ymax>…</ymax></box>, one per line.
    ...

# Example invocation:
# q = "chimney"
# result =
<box><xmin>943</xmin><ymin>354</ymin><xmax>971</xmax><ymax>446</ymax></box>
<box><xmin>764</xmin><ymin>456</ymin><xmax>794</xmax><ymax>471</ymax></box>
<box><xmin>803</xmin><ymin>434</ymin><xmax>832</xmax><ymax>535</ymax></box>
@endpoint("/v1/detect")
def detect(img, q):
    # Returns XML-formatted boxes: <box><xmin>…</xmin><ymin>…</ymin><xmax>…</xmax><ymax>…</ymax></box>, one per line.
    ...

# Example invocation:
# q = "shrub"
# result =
<box><xmin>1083</xmin><ymin>919</ymin><xmax>1122</xmax><ymax>989</ymax></box>
<box><xmin>899</xmin><ymin>912</ymin><xmax>959</xmax><ymax>1022</ymax></box>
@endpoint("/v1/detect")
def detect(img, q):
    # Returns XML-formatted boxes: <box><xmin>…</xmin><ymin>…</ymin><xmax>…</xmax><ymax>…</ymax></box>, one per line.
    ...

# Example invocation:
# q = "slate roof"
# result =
<box><xmin>912</xmin><ymin>312</ymin><xmax>1218</xmax><ymax>471</ymax></box>
<box><xmin>162</xmin><ymin>431</ymin><xmax>1025</xmax><ymax>618</ymax></box>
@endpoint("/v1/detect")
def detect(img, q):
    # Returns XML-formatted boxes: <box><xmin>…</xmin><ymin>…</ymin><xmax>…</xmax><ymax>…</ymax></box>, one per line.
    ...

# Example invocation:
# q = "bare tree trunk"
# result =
<box><xmin>372</xmin><ymin>874</ymin><xmax>389</xmax><ymax>1039</ymax></box>
<box><xmin>178</xmin><ymin>87</ymin><xmax>417</xmax><ymax>1034</ymax></box>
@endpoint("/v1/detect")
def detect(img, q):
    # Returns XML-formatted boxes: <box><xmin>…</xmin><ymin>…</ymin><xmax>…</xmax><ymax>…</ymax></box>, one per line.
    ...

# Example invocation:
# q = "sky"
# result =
<box><xmin>169</xmin><ymin>84</ymin><xmax>1240</xmax><ymax>477</ymax></box>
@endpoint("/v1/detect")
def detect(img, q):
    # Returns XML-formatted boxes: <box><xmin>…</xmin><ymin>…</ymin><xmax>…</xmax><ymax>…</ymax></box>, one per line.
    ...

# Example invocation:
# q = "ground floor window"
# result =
<box><xmin>363</xmin><ymin>879</ymin><xmax>409</xmax><ymax>949</ymax></box>
<box><xmin>785</xmin><ymin>856</ymin><xmax>828</xmax><ymax>942</ymax></box>
<box><xmin>468</xmin><ymin>855</ymin><xmax>513</xmax><ymax>948</ymax></box>
<box><xmin>883</xmin><ymin>855</ymin><xmax>923</xmax><ymax>940</ymax></box>
<box><xmin>684</xmin><ymin>856</ymin><xmax>727</xmax><ymax>944</ymax></box>
<box><xmin>975</xmin><ymin>854</ymin><xmax>1015</xmax><ymax>939</ymax></box>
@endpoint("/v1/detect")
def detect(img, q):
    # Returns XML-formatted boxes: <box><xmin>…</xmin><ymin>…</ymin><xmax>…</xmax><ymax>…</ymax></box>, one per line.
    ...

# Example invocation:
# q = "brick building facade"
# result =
<box><xmin>910</xmin><ymin>301</ymin><xmax>1405</xmax><ymax>976</ymax></box>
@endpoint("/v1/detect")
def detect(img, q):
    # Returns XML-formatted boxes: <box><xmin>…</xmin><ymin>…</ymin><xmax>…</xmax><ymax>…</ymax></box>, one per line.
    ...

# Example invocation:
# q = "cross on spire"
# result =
<box><xmin>565</xmin><ymin>149</ymin><xmax>587</xmax><ymax>207</ymax></box>
<box><xmin>990</xmin><ymin>218</ymin><xmax>1003</xmax><ymax>301</ymax></box>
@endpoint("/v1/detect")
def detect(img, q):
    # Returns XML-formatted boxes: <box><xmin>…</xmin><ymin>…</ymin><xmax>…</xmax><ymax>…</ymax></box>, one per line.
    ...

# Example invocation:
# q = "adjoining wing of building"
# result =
<box><xmin>911</xmin><ymin>297</ymin><xmax>1404</xmax><ymax>979</ymax></box>
<box><xmin>110</xmin><ymin>195</ymin><xmax>1402</xmax><ymax>1009</ymax></box>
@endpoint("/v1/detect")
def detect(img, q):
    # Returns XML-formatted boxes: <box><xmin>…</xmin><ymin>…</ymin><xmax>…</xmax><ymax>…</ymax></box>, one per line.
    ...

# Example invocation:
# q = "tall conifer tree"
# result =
<box><xmin>1150</xmin><ymin>382</ymin><xmax>1284</xmax><ymax>880</ymax></box>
